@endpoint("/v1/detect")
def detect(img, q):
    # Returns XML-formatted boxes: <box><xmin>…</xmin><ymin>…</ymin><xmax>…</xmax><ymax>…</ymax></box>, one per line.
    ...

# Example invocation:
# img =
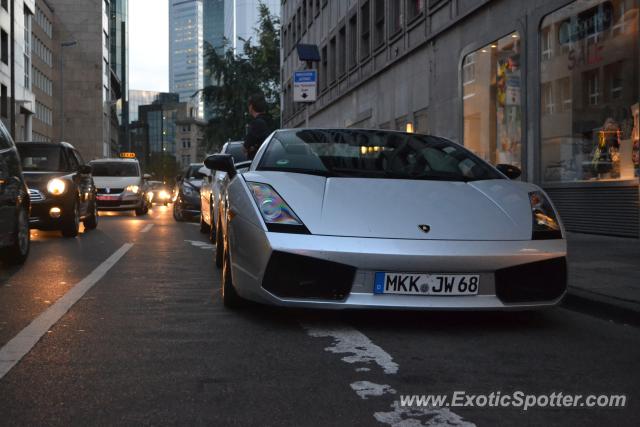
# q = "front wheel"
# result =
<box><xmin>173</xmin><ymin>199</ymin><xmax>183</xmax><ymax>222</ymax></box>
<box><xmin>221</xmin><ymin>236</ymin><xmax>246</xmax><ymax>308</ymax></box>
<box><xmin>215</xmin><ymin>216</ymin><xmax>223</xmax><ymax>268</ymax></box>
<box><xmin>84</xmin><ymin>201</ymin><xmax>98</xmax><ymax>230</ymax></box>
<box><xmin>200</xmin><ymin>210</ymin><xmax>210</xmax><ymax>234</ymax></box>
<box><xmin>135</xmin><ymin>199</ymin><xmax>148</xmax><ymax>216</ymax></box>
<box><xmin>61</xmin><ymin>199</ymin><xmax>80</xmax><ymax>238</ymax></box>
<box><xmin>2</xmin><ymin>206</ymin><xmax>30</xmax><ymax>265</ymax></box>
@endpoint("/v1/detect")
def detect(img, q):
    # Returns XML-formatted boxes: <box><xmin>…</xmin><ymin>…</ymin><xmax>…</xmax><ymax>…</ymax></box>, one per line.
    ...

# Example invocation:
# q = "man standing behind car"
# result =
<box><xmin>244</xmin><ymin>93</ymin><xmax>275</xmax><ymax>160</ymax></box>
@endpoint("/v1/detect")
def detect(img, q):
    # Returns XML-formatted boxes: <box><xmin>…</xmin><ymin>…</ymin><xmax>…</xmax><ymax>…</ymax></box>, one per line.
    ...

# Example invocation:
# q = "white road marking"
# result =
<box><xmin>141</xmin><ymin>224</ymin><xmax>154</xmax><ymax>233</ymax></box>
<box><xmin>374</xmin><ymin>402</ymin><xmax>474</xmax><ymax>427</ymax></box>
<box><xmin>184</xmin><ymin>240</ymin><xmax>215</xmax><ymax>251</ymax></box>
<box><xmin>0</xmin><ymin>243</ymin><xmax>133</xmax><ymax>380</ymax></box>
<box><xmin>302</xmin><ymin>323</ymin><xmax>399</xmax><ymax>374</ymax></box>
<box><xmin>351</xmin><ymin>381</ymin><xmax>396</xmax><ymax>399</ymax></box>
<box><xmin>303</xmin><ymin>322</ymin><xmax>474</xmax><ymax>426</ymax></box>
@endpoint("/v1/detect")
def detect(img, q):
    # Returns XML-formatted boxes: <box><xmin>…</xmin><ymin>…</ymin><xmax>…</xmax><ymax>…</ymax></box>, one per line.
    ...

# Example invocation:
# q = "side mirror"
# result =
<box><xmin>496</xmin><ymin>164</ymin><xmax>522</xmax><ymax>180</ymax></box>
<box><xmin>205</xmin><ymin>154</ymin><xmax>237</xmax><ymax>179</ymax></box>
<box><xmin>79</xmin><ymin>165</ymin><xmax>92</xmax><ymax>174</ymax></box>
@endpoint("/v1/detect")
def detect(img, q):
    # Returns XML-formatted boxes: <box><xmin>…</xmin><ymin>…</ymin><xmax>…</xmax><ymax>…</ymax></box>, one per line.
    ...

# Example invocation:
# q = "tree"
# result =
<box><xmin>202</xmin><ymin>3</ymin><xmax>280</xmax><ymax>152</ymax></box>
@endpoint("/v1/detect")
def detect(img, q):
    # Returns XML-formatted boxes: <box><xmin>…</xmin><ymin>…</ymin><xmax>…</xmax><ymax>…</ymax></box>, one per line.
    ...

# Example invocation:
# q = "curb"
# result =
<box><xmin>563</xmin><ymin>287</ymin><xmax>640</xmax><ymax>326</ymax></box>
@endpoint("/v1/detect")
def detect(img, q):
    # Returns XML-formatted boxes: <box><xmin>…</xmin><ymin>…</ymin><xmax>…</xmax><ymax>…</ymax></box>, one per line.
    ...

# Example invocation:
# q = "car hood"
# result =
<box><xmin>23</xmin><ymin>171</ymin><xmax>71</xmax><ymax>190</ymax></box>
<box><xmin>242</xmin><ymin>171</ymin><xmax>537</xmax><ymax>241</ymax></box>
<box><xmin>92</xmin><ymin>176</ymin><xmax>141</xmax><ymax>188</ymax></box>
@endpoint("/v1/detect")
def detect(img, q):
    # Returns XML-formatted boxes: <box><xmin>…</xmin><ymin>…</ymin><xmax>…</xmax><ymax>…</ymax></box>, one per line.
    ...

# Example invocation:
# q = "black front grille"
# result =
<box><xmin>495</xmin><ymin>257</ymin><xmax>567</xmax><ymax>303</ymax></box>
<box><xmin>262</xmin><ymin>251</ymin><xmax>356</xmax><ymax>301</ymax></box>
<box><xmin>96</xmin><ymin>200</ymin><xmax>127</xmax><ymax>207</ymax></box>
<box><xmin>98</xmin><ymin>188</ymin><xmax>124</xmax><ymax>194</ymax></box>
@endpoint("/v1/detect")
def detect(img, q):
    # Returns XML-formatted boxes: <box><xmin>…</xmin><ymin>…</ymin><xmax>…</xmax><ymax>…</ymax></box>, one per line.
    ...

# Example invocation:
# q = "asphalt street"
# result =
<box><xmin>0</xmin><ymin>206</ymin><xmax>638</xmax><ymax>426</ymax></box>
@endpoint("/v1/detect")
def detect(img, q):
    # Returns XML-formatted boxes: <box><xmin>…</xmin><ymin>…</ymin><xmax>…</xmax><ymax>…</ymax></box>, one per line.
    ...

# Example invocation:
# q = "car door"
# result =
<box><xmin>0</xmin><ymin>125</ymin><xmax>23</xmax><ymax>240</ymax></box>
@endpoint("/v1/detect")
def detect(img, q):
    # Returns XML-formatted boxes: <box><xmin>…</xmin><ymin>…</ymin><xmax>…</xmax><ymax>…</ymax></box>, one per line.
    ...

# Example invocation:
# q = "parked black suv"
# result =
<box><xmin>16</xmin><ymin>142</ymin><xmax>98</xmax><ymax>237</ymax></box>
<box><xmin>0</xmin><ymin>124</ymin><xmax>30</xmax><ymax>265</ymax></box>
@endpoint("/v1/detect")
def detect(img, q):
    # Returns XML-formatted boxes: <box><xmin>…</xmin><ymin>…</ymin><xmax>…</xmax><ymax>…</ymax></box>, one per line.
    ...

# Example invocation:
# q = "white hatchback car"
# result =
<box><xmin>89</xmin><ymin>158</ymin><xmax>150</xmax><ymax>216</ymax></box>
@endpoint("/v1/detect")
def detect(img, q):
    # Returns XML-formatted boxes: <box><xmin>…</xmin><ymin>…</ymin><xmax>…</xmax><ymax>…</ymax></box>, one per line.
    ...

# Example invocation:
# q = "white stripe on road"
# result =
<box><xmin>0</xmin><ymin>243</ymin><xmax>134</xmax><ymax>380</ymax></box>
<box><xmin>303</xmin><ymin>322</ymin><xmax>474</xmax><ymax>426</ymax></box>
<box><xmin>141</xmin><ymin>224</ymin><xmax>154</xmax><ymax>233</ymax></box>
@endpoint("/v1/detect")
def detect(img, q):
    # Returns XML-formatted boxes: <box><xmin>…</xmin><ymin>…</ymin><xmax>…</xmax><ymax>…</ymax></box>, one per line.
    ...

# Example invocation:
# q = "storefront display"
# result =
<box><xmin>540</xmin><ymin>0</ymin><xmax>639</xmax><ymax>184</ymax></box>
<box><xmin>463</xmin><ymin>32</ymin><xmax>522</xmax><ymax>168</ymax></box>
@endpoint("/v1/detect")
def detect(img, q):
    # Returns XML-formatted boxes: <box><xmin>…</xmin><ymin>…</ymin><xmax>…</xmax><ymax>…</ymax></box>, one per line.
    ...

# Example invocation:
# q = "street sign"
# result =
<box><xmin>293</xmin><ymin>70</ymin><xmax>317</xmax><ymax>103</ymax></box>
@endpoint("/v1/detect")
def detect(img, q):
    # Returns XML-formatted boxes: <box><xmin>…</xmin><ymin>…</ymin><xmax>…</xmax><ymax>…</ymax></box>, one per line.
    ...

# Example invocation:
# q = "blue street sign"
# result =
<box><xmin>294</xmin><ymin>70</ymin><xmax>317</xmax><ymax>84</ymax></box>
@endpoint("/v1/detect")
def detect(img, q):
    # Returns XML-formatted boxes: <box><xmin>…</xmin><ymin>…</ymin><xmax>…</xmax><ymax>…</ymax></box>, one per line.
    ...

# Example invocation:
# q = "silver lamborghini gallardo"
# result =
<box><xmin>205</xmin><ymin>129</ymin><xmax>567</xmax><ymax>309</ymax></box>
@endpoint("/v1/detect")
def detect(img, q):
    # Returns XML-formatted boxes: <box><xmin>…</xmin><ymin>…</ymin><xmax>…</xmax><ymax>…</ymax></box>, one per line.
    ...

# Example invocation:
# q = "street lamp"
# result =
<box><xmin>60</xmin><ymin>40</ymin><xmax>78</xmax><ymax>141</ymax></box>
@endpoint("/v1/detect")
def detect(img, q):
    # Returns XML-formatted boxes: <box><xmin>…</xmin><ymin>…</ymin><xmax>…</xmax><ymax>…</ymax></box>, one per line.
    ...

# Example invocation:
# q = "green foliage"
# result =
<box><xmin>145</xmin><ymin>152</ymin><xmax>179</xmax><ymax>183</ymax></box>
<box><xmin>203</xmin><ymin>3</ymin><xmax>280</xmax><ymax>152</ymax></box>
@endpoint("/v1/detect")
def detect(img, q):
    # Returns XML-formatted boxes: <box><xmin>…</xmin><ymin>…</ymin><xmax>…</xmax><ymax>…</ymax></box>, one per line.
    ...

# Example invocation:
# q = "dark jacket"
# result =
<box><xmin>244</xmin><ymin>113</ymin><xmax>274</xmax><ymax>159</ymax></box>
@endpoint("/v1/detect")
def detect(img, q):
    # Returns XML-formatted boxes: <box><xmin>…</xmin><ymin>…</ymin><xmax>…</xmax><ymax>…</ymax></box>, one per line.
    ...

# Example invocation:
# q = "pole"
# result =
<box><xmin>305</xmin><ymin>104</ymin><xmax>309</xmax><ymax>128</ymax></box>
<box><xmin>60</xmin><ymin>46</ymin><xmax>64</xmax><ymax>141</ymax></box>
<box><xmin>10</xmin><ymin>0</ymin><xmax>15</xmax><ymax>139</ymax></box>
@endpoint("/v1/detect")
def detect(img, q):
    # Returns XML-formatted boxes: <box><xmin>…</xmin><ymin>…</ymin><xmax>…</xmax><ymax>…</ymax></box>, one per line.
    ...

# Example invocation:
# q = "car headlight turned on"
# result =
<box><xmin>529</xmin><ymin>191</ymin><xmax>562</xmax><ymax>240</ymax></box>
<box><xmin>159</xmin><ymin>190</ymin><xmax>170</xmax><ymax>200</ymax></box>
<box><xmin>126</xmin><ymin>185</ymin><xmax>140</xmax><ymax>193</ymax></box>
<box><xmin>248</xmin><ymin>182</ymin><xmax>309</xmax><ymax>234</ymax></box>
<box><xmin>46</xmin><ymin>178</ymin><xmax>67</xmax><ymax>195</ymax></box>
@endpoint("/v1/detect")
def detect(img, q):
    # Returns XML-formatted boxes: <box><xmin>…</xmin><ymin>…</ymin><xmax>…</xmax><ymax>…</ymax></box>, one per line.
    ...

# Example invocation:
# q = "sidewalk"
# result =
<box><xmin>566</xmin><ymin>232</ymin><xmax>640</xmax><ymax>316</ymax></box>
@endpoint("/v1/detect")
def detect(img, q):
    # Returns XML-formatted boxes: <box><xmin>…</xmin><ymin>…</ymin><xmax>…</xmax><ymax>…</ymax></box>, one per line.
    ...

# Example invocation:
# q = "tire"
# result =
<box><xmin>2</xmin><ymin>206</ymin><xmax>30</xmax><ymax>265</ymax></box>
<box><xmin>61</xmin><ymin>199</ymin><xmax>80</xmax><ymax>238</ymax></box>
<box><xmin>221</xmin><ymin>235</ymin><xmax>245</xmax><ymax>308</ymax></box>
<box><xmin>135</xmin><ymin>199</ymin><xmax>147</xmax><ymax>216</ymax></box>
<box><xmin>200</xmin><ymin>206</ymin><xmax>210</xmax><ymax>234</ymax></box>
<box><xmin>83</xmin><ymin>201</ymin><xmax>98</xmax><ymax>230</ymax></box>
<box><xmin>208</xmin><ymin>201</ymin><xmax>216</xmax><ymax>243</ymax></box>
<box><xmin>173</xmin><ymin>200</ymin><xmax>183</xmax><ymax>222</ymax></box>
<box><xmin>215</xmin><ymin>217</ymin><xmax>223</xmax><ymax>268</ymax></box>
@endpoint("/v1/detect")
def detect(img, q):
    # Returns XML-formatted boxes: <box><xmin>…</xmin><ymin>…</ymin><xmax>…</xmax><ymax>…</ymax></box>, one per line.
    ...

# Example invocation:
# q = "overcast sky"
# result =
<box><xmin>129</xmin><ymin>0</ymin><xmax>169</xmax><ymax>92</ymax></box>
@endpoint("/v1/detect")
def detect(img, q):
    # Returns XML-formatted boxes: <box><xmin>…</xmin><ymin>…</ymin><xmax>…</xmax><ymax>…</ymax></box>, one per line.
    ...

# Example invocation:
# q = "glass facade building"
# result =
<box><xmin>169</xmin><ymin>0</ymin><xmax>204</xmax><ymax>119</ymax></box>
<box><xmin>110</xmin><ymin>0</ymin><xmax>129</xmax><ymax>150</ymax></box>
<box><xmin>223</xmin><ymin>0</ymin><xmax>279</xmax><ymax>54</ymax></box>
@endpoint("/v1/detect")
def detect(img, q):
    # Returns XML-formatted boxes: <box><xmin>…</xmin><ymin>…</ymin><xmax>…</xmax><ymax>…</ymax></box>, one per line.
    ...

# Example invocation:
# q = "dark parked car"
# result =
<box><xmin>16</xmin><ymin>141</ymin><xmax>98</xmax><ymax>237</ymax></box>
<box><xmin>0</xmin><ymin>124</ymin><xmax>30</xmax><ymax>265</ymax></box>
<box><xmin>173</xmin><ymin>163</ymin><xmax>206</xmax><ymax>221</ymax></box>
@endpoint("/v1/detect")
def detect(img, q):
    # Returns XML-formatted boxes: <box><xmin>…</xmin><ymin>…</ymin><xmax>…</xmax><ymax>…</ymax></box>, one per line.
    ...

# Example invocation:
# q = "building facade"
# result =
<box><xmin>110</xmin><ymin>0</ymin><xmax>129</xmax><ymax>152</ymax></box>
<box><xmin>0</xmin><ymin>0</ymin><xmax>36</xmax><ymax>142</ymax></box>
<box><xmin>223</xmin><ymin>0</ymin><xmax>279</xmax><ymax>54</ymax></box>
<box><xmin>176</xmin><ymin>111</ymin><xmax>206</xmax><ymax>166</ymax></box>
<box><xmin>281</xmin><ymin>0</ymin><xmax>640</xmax><ymax>238</ymax></box>
<box><xmin>169</xmin><ymin>0</ymin><xmax>204</xmax><ymax>119</ymax></box>
<box><xmin>31</xmin><ymin>0</ymin><xmax>55</xmax><ymax>143</ymax></box>
<box><xmin>47</xmin><ymin>0</ymin><xmax>124</xmax><ymax>160</ymax></box>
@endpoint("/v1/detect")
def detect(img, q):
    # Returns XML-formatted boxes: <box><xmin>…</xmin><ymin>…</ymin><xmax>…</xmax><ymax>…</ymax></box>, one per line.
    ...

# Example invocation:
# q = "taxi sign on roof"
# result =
<box><xmin>120</xmin><ymin>152</ymin><xmax>136</xmax><ymax>159</ymax></box>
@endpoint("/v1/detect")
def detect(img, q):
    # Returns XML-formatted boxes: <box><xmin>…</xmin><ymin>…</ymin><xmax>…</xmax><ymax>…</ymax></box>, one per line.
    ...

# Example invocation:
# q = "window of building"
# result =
<box><xmin>540</xmin><ymin>0</ymin><xmax>640</xmax><ymax>184</ymax></box>
<box><xmin>541</xmin><ymin>26</ymin><xmax>553</xmax><ymax>61</ymax></box>
<box><xmin>389</xmin><ymin>0</ymin><xmax>402</xmax><ymax>35</ymax></box>
<box><xmin>406</xmin><ymin>0</ymin><xmax>425</xmax><ymax>22</ymax></box>
<box><xmin>463</xmin><ymin>32</ymin><xmax>522</xmax><ymax>168</ymax></box>
<box><xmin>329</xmin><ymin>36</ymin><xmax>336</xmax><ymax>84</ymax></box>
<box><xmin>462</xmin><ymin>53</ymin><xmax>476</xmax><ymax>86</ymax></box>
<box><xmin>348</xmin><ymin>14</ymin><xmax>358</xmax><ymax>70</ymax></box>
<box><xmin>542</xmin><ymin>82</ymin><xmax>555</xmax><ymax>115</ymax></box>
<box><xmin>24</xmin><ymin>54</ymin><xmax>30</xmax><ymax>89</ymax></box>
<box><xmin>360</xmin><ymin>1</ymin><xmax>371</xmax><ymax>60</ymax></box>
<box><xmin>338</xmin><ymin>25</ymin><xmax>346</xmax><ymax>77</ymax></box>
<box><xmin>374</xmin><ymin>0</ymin><xmax>385</xmax><ymax>48</ymax></box>
<box><xmin>1</xmin><ymin>30</ymin><xmax>8</xmax><ymax>64</ymax></box>
<box><xmin>1</xmin><ymin>84</ymin><xmax>7</xmax><ymax>118</ymax></box>
<box><xmin>320</xmin><ymin>44</ymin><xmax>328</xmax><ymax>91</ymax></box>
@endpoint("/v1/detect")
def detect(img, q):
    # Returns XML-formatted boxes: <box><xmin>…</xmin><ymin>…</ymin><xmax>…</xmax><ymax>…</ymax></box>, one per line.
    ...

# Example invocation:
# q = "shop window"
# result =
<box><xmin>541</xmin><ymin>27</ymin><xmax>553</xmax><ymax>61</ymax></box>
<box><xmin>540</xmin><ymin>0</ymin><xmax>640</xmax><ymax>183</ymax></box>
<box><xmin>542</xmin><ymin>82</ymin><xmax>555</xmax><ymax>115</ymax></box>
<box><xmin>462</xmin><ymin>32</ymin><xmax>522</xmax><ymax>168</ymax></box>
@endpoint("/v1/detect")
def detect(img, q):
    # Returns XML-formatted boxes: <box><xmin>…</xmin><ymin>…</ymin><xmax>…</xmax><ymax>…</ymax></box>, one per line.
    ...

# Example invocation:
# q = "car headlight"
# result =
<box><xmin>159</xmin><ymin>190</ymin><xmax>170</xmax><ymax>199</ymax></box>
<box><xmin>529</xmin><ymin>191</ymin><xmax>562</xmax><ymax>240</ymax></box>
<box><xmin>46</xmin><ymin>178</ymin><xmax>67</xmax><ymax>195</ymax></box>
<box><xmin>126</xmin><ymin>185</ymin><xmax>140</xmax><ymax>193</ymax></box>
<box><xmin>248</xmin><ymin>182</ymin><xmax>309</xmax><ymax>234</ymax></box>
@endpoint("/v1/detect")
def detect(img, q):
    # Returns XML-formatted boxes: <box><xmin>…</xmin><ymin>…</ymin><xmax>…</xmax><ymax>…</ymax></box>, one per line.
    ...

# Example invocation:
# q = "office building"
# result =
<box><xmin>169</xmin><ymin>0</ymin><xmax>204</xmax><ymax>119</ymax></box>
<box><xmin>31</xmin><ymin>0</ymin><xmax>54</xmax><ymax>143</ymax></box>
<box><xmin>110</xmin><ymin>0</ymin><xmax>129</xmax><ymax>151</ymax></box>
<box><xmin>223</xmin><ymin>0</ymin><xmax>279</xmax><ymax>54</ymax></box>
<box><xmin>0</xmin><ymin>0</ymin><xmax>36</xmax><ymax>141</ymax></box>
<box><xmin>281</xmin><ymin>0</ymin><xmax>640</xmax><ymax>237</ymax></box>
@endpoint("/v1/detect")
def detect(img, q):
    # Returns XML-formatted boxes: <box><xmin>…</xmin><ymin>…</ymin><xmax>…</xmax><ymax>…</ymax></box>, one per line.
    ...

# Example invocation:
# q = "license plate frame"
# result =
<box><xmin>373</xmin><ymin>272</ymin><xmax>480</xmax><ymax>296</ymax></box>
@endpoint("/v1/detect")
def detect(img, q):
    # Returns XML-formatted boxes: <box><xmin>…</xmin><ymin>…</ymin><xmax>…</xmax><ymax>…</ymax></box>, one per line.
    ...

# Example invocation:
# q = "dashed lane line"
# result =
<box><xmin>141</xmin><ymin>224</ymin><xmax>155</xmax><ymax>233</ymax></box>
<box><xmin>0</xmin><ymin>243</ymin><xmax>134</xmax><ymax>380</ymax></box>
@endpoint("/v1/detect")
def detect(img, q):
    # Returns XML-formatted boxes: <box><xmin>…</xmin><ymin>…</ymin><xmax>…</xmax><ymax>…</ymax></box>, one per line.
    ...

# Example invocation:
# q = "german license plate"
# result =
<box><xmin>374</xmin><ymin>272</ymin><xmax>479</xmax><ymax>296</ymax></box>
<box><xmin>97</xmin><ymin>195</ymin><xmax>119</xmax><ymax>201</ymax></box>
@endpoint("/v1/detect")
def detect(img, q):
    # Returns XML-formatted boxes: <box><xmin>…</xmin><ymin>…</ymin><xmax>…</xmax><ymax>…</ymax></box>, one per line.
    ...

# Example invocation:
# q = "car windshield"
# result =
<box><xmin>184</xmin><ymin>165</ymin><xmax>206</xmax><ymax>180</ymax></box>
<box><xmin>225</xmin><ymin>144</ymin><xmax>248</xmax><ymax>163</ymax></box>
<box><xmin>258</xmin><ymin>129</ymin><xmax>503</xmax><ymax>182</ymax></box>
<box><xmin>17</xmin><ymin>145</ymin><xmax>66</xmax><ymax>172</ymax></box>
<box><xmin>90</xmin><ymin>162</ymin><xmax>139</xmax><ymax>177</ymax></box>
